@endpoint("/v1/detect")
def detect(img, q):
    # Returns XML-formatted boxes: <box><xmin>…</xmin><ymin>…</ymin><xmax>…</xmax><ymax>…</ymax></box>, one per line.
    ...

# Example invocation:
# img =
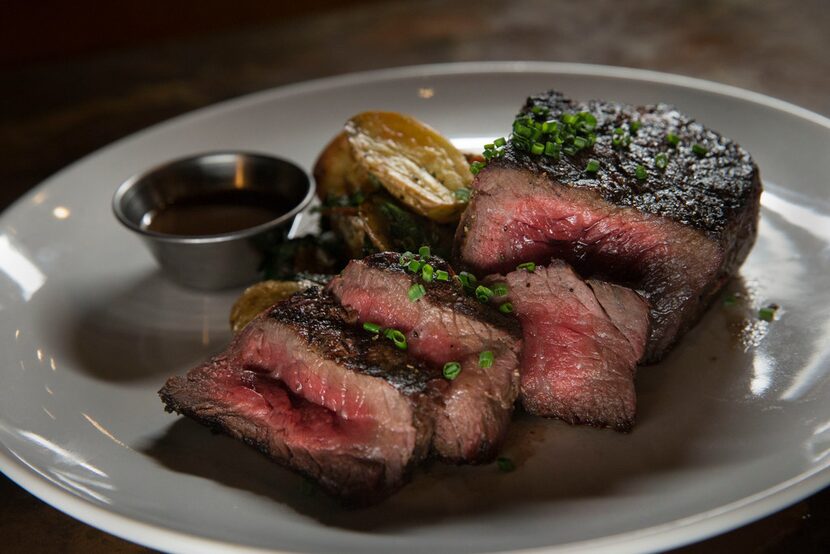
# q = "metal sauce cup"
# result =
<box><xmin>112</xmin><ymin>152</ymin><xmax>314</xmax><ymax>290</ymax></box>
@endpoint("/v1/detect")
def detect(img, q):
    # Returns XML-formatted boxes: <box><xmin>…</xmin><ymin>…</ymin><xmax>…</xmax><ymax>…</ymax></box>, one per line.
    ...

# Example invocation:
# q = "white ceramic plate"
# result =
<box><xmin>1</xmin><ymin>62</ymin><xmax>829</xmax><ymax>554</ymax></box>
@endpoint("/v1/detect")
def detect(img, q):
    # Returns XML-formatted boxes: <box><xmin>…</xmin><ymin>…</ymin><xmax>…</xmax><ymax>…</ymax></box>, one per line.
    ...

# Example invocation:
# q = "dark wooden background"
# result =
<box><xmin>1</xmin><ymin>0</ymin><xmax>828</xmax><ymax>552</ymax></box>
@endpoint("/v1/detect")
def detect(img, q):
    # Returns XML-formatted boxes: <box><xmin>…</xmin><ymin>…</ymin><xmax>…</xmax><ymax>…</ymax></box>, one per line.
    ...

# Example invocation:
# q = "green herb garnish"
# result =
<box><xmin>454</xmin><ymin>187</ymin><xmax>471</xmax><ymax>203</ymax></box>
<box><xmin>408</xmin><ymin>283</ymin><xmax>426</xmax><ymax>302</ymax></box>
<box><xmin>499</xmin><ymin>302</ymin><xmax>514</xmax><ymax>314</ymax></box>
<box><xmin>635</xmin><ymin>164</ymin><xmax>647</xmax><ymax>181</ymax></box>
<box><xmin>666</xmin><ymin>133</ymin><xmax>680</xmax><ymax>147</ymax></box>
<box><xmin>516</xmin><ymin>262</ymin><xmax>536</xmax><ymax>272</ymax></box>
<box><xmin>586</xmin><ymin>158</ymin><xmax>600</xmax><ymax>174</ymax></box>
<box><xmin>475</xmin><ymin>285</ymin><xmax>494</xmax><ymax>304</ymax></box>
<box><xmin>419</xmin><ymin>245</ymin><xmax>431</xmax><ymax>258</ymax></box>
<box><xmin>384</xmin><ymin>328</ymin><xmax>407</xmax><ymax>350</ymax></box>
<box><xmin>479</xmin><ymin>350</ymin><xmax>494</xmax><ymax>368</ymax></box>
<box><xmin>655</xmin><ymin>153</ymin><xmax>669</xmax><ymax>171</ymax></box>
<box><xmin>421</xmin><ymin>264</ymin><xmax>434</xmax><ymax>283</ymax></box>
<box><xmin>492</xmin><ymin>283</ymin><xmax>508</xmax><ymax>297</ymax></box>
<box><xmin>362</xmin><ymin>322</ymin><xmax>381</xmax><ymax>334</ymax></box>
<box><xmin>436</xmin><ymin>270</ymin><xmax>449</xmax><ymax>282</ymax></box>
<box><xmin>443</xmin><ymin>361</ymin><xmax>461</xmax><ymax>380</ymax></box>
<box><xmin>692</xmin><ymin>143</ymin><xmax>708</xmax><ymax>156</ymax></box>
<box><xmin>407</xmin><ymin>259</ymin><xmax>423</xmax><ymax>274</ymax></box>
<box><xmin>759</xmin><ymin>305</ymin><xmax>778</xmax><ymax>322</ymax></box>
<box><xmin>470</xmin><ymin>161</ymin><xmax>485</xmax><ymax>175</ymax></box>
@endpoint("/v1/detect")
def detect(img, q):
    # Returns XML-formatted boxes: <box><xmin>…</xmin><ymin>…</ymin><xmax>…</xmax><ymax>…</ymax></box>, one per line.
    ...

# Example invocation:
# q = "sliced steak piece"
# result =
<box><xmin>159</xmin><ymin>288</ymin><xmax>445</xmax><ymax>504</ymax></box>
<box><xmin>455</xmin><ymin>90</ymin><xmax>762</xmax><ymax>362</ymax></box>
<box><xmin>328</xmin><ymin>252</ymin><xmax>521</xmax><ymax>463</ymax></box>
<box><xmin>503</xmin><ymin>261</ymin><xmax>649</xmax><ymax>430</ymax></box>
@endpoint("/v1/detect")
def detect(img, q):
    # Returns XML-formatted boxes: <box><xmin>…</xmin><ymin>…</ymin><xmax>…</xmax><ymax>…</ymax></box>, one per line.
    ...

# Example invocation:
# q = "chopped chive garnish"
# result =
<box><xmin>573</xmin><ymin>136</ymin><xmax>587</xmax><ymax>149</ymax></box>
<box><xmin>516</xmin><ymin>262</ymin><xmax>536</xmax><ymax>272</ymax></box>
<box><xmin>655</xmin><ymin>153</ymin><xmax>669</xmax><ymax>170</ymax></box>
<box><xmin>723</xmin><ymin>293</ymin><xmax>738</xmax><ymax>307</ymax></box>
<box><xmin>384</xmin><ymin>328</ymin><xmax>407</xmax><ymax>350</ymax></box>
<box><xmin>470</xmin><ymin>161</ymin><xmax>485</xmax><ymax>175</ymax></box>
<box><xmin>666</xmin><ymin>133</ymin><xmax>680</xmax><ymax>147</ymax></box>
<box><xmin>399</xmin><ymin>251</ymin><xmax>415</xmax><ymax>265</ymax></box>
<box><xmin>544</xmin><ymin>141</ymin><xmax>559</xmax><ymax>157</ymax></box>
<box><xmin>758</xmin><ymin>305</ymin><xmax>778</xmax><ymax>322</ymax></box>
<box><xmin>494</xmin><ymin>137</ymin><xmax>506</xmax><ymax>147</ymax></box>
<box><xmin>496</xmin><ymin>457</ymin><xmax>515</xmax><ymax>472</ymax></box>
<box><xmin>635</xmin><ymin>164</ymin><xmax>647</xmax><ymax>181</ymax></box>
<box><xmin>586</xmin><ymin>158</ymin><xmax>600</xmax><ymax>174</ymax></box>
<box><xmin>419</xmin><ymin>245</ymin><xmax>431</xmax><ymax>258</ymax></box>
<box><xmin>475</xmin><ymin>285</ymin><xmax>494</xmax><ymax>303</ymax></box>
<box><xmin>408</xmin><ymin>283</ymin><xmax>426</xmax><ymax>302</ymax></box>
<box><xmin>363</xmin><ymin>322</ymin><xmax>381</xmax><ymax>334</ymax></box>
<box><xmin>630</xmin><ymin>120</ymin><xmax>642</xmax><ymax>132</ymax></box>
<box><xmin>692</xmin><ymin>143</ymin><xmax>708</xmax><ymax>156</ymax></box>
<box><xmin>457</xmin><ymin>271</ymin><xmax>478</xmax><ymax>289</ymax></box>
<box><xmin>492</xmin><ymin>282</ymin><xmax>509</xmax><ymax>297</ymax></box>
<box><xmin>499</xmin><ymin>302</ymin><xmax>514</xmax><ymax>314</ymax></box>
<box><xmin>531</xmin><ymin>142</ymin><xmax>545</xmax><ymax>155</ymax></box>
<box><xmin>436</xmin><ymin>270</ymin><xmax>449</xmax><ymax>282</ymax></box>
<box><xmin>442</xmin><ymin>361</ymin><xmax>461</xmax><ymax>380</ymax></box>
<box><xmin>484</xmin><ymin>143</ymin><xmax>495</xmax><ymax>151</ymax></box>
<box><xmin>407</xmin><ymin>259</ymin><xmax>423</xmax><ymax>273</ymax></box>
<box><xmin>454</xmin><ymin>187</ymin><xmax>471</xmax><ymax>203</ymax></box>
<box><xmin>479</xmin><ymin>350</ymin><xmax>494</xmax><ymax>368</ymax></box>
<box><xmin>422</xmin><ymin>264</ymin><xmax>434</xmax><ymax>283</ymax></box>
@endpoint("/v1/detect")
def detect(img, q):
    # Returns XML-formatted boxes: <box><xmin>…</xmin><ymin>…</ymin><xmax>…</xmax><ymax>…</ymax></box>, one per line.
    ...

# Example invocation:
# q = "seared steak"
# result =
<box><xmin>159</xmin><ymin>288</ymin><xmax>445</xmax><ymax>504</ymax></box>
<box><xmin>328</xmin><ymin>252</ymin><xmax>521</xmax><ymax>463</ymax></box>
<box><xmin>455</xmin><ymin>91</ymin><xmax>761</xmax><ymax>361</ymax></box>
<box><xmin>502</xmin><ymin>261</ymin><xmax>649</xmax><ymax>430</ymax></box>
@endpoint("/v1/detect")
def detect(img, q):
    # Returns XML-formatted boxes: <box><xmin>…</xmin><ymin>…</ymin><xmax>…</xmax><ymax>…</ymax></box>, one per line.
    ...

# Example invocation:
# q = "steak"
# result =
<box><xmin>455</xmin><ymin>91</ymin><xmax>762</xmax><ymax>362</ymax></box>
<box><xmin>328</xmin><ymin>252</ymin><xmax>521</xmax><ymax>463</ymax></box>
<box><xmin>500</xmin><ymin>261</ymin><xmax>649</xmax><ymax>430</ymax></box>
<box><xmin>159</xmin><ymin>288</ymin><xmax>445</xmax><ymax>504</ymax></box>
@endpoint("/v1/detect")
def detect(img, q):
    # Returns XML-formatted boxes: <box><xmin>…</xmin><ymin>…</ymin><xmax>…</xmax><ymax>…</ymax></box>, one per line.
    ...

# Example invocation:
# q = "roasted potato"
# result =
<box><xmin>345</xmin><ymin>112</ymin><xmax>472</xmax><ymax>223</ymax></box>
<box><xmin>229</xmin><ymin>280</ymin><xmax>314</xmax><ymax>332</ymax></box>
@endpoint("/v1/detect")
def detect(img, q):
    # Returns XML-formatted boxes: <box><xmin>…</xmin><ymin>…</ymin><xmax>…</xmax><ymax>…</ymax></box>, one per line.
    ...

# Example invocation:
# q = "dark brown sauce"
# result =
<box><xmin>144</xmin><ymin>189</ymin><xmax>289</xmax><ymax>236</ymax></box>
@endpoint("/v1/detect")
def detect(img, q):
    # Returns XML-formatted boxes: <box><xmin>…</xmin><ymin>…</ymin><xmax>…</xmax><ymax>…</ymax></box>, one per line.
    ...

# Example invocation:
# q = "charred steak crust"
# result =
<box><xmin>504</xmin><ymin>91</ymin><xmax>761</xmax><ymax>237</ymax></box>
<box><xmin>363</xmin><ymin>252</ymin><xmax>522</xmax><ymax>339</ymax></box>
<box><xmin>455</xmin><ymin>91</ymin><xmax>762</xmax><ymax>361</ymax></box>
<box><xmin>266</xmin><ymin>288</ymin><xmax>442</xmax><ymax>394</ymax></box>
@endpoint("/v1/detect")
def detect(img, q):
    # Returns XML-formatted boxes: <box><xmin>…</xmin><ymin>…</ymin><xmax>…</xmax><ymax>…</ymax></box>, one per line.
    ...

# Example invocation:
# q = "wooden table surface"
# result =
<box><xmin>1</xmin><ymin>0</ymin><xmax>828</xmax><ymax>552</ymax></box>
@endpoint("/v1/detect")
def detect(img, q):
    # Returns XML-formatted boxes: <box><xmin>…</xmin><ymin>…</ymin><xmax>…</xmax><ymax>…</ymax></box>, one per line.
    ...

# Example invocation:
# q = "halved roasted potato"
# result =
<box><xmin>312</xmin><ymin>131</ymin><xmax>372</xmax><ymax>202</ymax></box>
<box><xmin>229</xmin><ymin>280</ymin><xmax>314</xmax><ymax>332</ymax></box>
<box><xmin>345</xmin><ymin>112</ymin><xmax>472</xmax><ymax>223</ymax></box>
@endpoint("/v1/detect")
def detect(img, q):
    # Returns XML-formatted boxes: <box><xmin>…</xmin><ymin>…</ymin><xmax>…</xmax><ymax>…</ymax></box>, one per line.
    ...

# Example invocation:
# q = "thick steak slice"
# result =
<box><xmin>504</xmin><ymin>261</ymin><xmax>649</xmax><ymax>430</ymax></box>
<box><xmin>159</xmin><ymin>288</ymin><xmax>444</xmax><ymax>504</ymax></box>
<box><xmin>328</xmin><ymin>252</ymin><xmax>521</xmax><ymax>463</ymax></box>
<box><xmin>455</xmin><ymin>91</ymin><xmax>761</xmax><ymax>362</ymax></box>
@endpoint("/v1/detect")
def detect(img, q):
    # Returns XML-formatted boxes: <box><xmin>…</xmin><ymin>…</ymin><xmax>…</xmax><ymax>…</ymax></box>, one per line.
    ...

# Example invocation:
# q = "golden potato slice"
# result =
<box><xmin>345</xmin><ymin>112</ymin><xmax>472</xmax><ymax>223</ymax></box>
<box><xmin>311</xmin><ymin>131</ymin><xmax>372</xmax><ymax>201</ymax></box>
<box><xmin>229</xmin><ymin>280</ymin><xmax>313</xmax><ymax>332</ymax></box>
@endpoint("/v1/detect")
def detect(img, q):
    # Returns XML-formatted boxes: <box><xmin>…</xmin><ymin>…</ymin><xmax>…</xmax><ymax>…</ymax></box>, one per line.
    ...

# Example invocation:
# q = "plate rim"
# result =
<box><xmin>2</xmin><ymin>61</ymin><xmax>829</xmax><ymax>554</ymax></box>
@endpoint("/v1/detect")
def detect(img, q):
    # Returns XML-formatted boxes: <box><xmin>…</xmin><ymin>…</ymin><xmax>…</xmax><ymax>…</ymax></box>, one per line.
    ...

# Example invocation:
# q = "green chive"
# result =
<box><xmin>399</xmin><ymin>251</ymin><xmax>415</xmax><ymax>265</ymax></box>
<box><xmin>496</xmin><ymin>457</ymin><xmax>515</xmax><ymax>472</ymax></box>
<box><xmin>479</xmin><ymin>350</ymin><xmax>494</xmax><ymax>368</ymax></box>
<box><xmin>579</xmin><ymin>112</ymin><xmax>597</xmax><ymax>131</ymax></box>
<box><xmin>499</xmin><ymin>302</ymin><xmax>514</xmax><ymax>314</ymax></box>
<box><xmin>630</xmin><ymin>120</ymin><xmax>641</xmax><ymax>132</ymax></box>
<box><xmin>384</xmin><ymin>328</ymin><xmax>407</xmax><ymax>350</ymax></box>
<box><xmin>635</xmin><ymin>164</ymin><xmax>647</xmax><ymax>181</ymax></box>
<box><xmin>494</xmin><ymin>137</ymin><xmax>506</xmax><ymax>147</ymax></box>
<box><xmin>531</xmin><ymin>142</ymin><xmax>545</xmax><ymax>155</ymax></box>
<box><xmin>455</xmin><ymin>187</ymin><xmax>471</xmax><ymax>203</ymax></box>
<box><xmin>586</xmin><ymin>158</ymin><xmax>600</xmax><ymax>174</ymax></box>
<box><xmin>759</xmin><ymin>305</ymin><xmax>778</xmax><ymax>322</ymax></box>
<box><xmin>475</xmin><ymin>285</ymin><xmax>494</xmax><ymax>303</ymax></box>
<box><xmin>655</xmin><ymin>153</ymin><xmax>669</xmax><ymax>171</ymax></box>
<box><xmin>407</xmin><ymin>259</ymin><xmax>423</xmax><ymax>273</ymax></box>
<box><xmin>531</xmin><ymin>105</ymin><xmax>544</xmax><ymax>115</ymax></box>
<box><xmin>363</xmin><ymin>322</ymin><xmax>381</xmax><ymax>334</ymax></box>
<box><xmin>573</xmin><ymin>136</ymin><xmax>588</xmax><ymax>149</ymax></box>
<box><xmin>408</xmin><ymin>283</ymin><xmax>426</xmax><ymax>302</ymax></box>
<box><xmin>470</xmin><ymin>161</ymin><xmax>485</xmax><ymax>175</ymax></box>
<box><xmin>492</xmin><ymin>282</ymin><xmax>508</xmax><ymax>297</ymax></box>
<box><xmin>436</xmin><ymin>270</ymin><xmax>449</xmax><ymax>282</ymax></box>
<box><xmin>484</xmin><ymin>143</ymin><xmax>495</xmax><ymax>151</ymax></box>
<box><xmin>692</xmin><ymin>143</ymin><xmax>708</xmax><ymax>156</ymax></box>
<box><xmin>666</xmin><ymin>133</ymin><xmax>680</xmax><ymax>147</ymax></box>
<box><xmin>516</xmin><ymin>262</ymin><xmax>536</xmax><ymax>272</ymax></box>
<box><xmin>544</xmin><ymin>141</ymin><xmax>559</xmax><ymax>157</ymax></box>
<box><xmin>419</xmin><ymin>245</ymin><xmax>431</xmax><ymax>258</ymax></box>
<box><xmin>421</xmin><ymin>264</ymin><xmax>434</xmax><ymax>283</ymax></box>
<box><xmin>457</xmin><ymin>271</ymin><xmax>478</xmax><ymax>289</ymax></box>
<box><xmin>443</xmin><ymin>361</ymin><xmax>461</xmax><ymax>380</ymax></box>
